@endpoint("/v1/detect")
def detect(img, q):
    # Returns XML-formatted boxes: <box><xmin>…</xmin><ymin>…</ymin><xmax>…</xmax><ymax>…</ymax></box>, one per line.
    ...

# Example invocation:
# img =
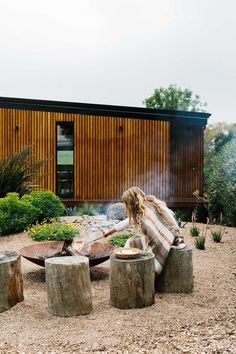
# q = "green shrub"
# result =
<box><xmin>0</xmin><ymin>193</ymin><xmax>40</xmax><ymax>236</ymax></box>
<box><xmin>109</xmin><ymin>233</ymin><xmax>135</xmax><ymax>247</ymax></box>
<box><xmin>194</xmin><ymin>236</ymin><xmax>206</xmax><ymax>250</ymax></box>
<box><xmin>205</xmin><ymin>139</ymin><xmax>236</xmax><ymax>226</ymax></box>
<box><xmin>0</xmin><ymin>191</ymin><xmax>65</xmax><ymax>236</ymax></box>
<box><xmin>0</xmin><ymin>146</ymin><xmax>46</xmax><ymax>198</ymax></box>
<box><xmin>77</xmin><ymin>202</ymin><xmax>99</xmax><ymax>216</ymax></box>
<box><xmin>30</xmin><ymin>191</ymin><xmax>65</xmax><ymax>222</ymax></box>
<box><xmin>27</xmin><ymin>221</ymin><xmax>78</xmax><ymax>241</ymax></box>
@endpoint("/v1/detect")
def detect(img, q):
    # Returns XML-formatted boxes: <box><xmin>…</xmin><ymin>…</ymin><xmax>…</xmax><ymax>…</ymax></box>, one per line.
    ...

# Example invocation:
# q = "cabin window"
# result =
<box><xmin>56</xmin><ymin>122</ymin><xmax>74</xmax><ymax>198</ymax></box>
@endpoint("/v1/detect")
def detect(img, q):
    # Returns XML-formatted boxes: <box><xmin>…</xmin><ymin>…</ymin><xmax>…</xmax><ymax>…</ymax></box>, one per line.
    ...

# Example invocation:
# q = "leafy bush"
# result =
<box><xmin>0</xmin><ymin>193</ymin><xmax>40</xmax><ymax>236</ymax></box>
<box><xmin>204</xmin><ymin>123</ymin><xmax>236</xmax><ymax>171</ymax></box>
<box><xmin>194</xmin><ymin>236</ymin><xmax>206</xmax><ymax>250</ymax></box>
<box><xmin>205</xmin><ymin>139</ymin><xmax>236</xmax><ymax>226</ymax></box>
<box><xmin>27</xmin><ymin>221</ymin><xmax>78</xmax><ymax>241</ymax></box>
<box><xmin>0</xmin><ymin>146</ymin><xmax>45</xmax><ymax>198</ymax></box>
<box><xmin>77</xmin><ymin>202</ymin><xmax>99</xmax><ymax>216</ymax></box>
<box><xmin>109</xmin><ymin>233</ymin><xmax>135</xmax><ymax>247</ymax></box>
<box><xmin>0</xmin><ymin>191</ymin><xmax>65</xmax><ymax>236</ymax></box>
<box><xmin>30</xmin><ymin>191</ymin><xmax>65</xmax><ymax>222</ymax></box>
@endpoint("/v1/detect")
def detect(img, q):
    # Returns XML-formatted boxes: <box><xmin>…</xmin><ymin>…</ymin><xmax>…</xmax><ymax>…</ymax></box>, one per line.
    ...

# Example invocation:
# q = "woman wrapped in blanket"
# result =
<box><xmin>104</xmin><ymin>187</ymin><xmax>185</xmax><ymax>275</ymax></box>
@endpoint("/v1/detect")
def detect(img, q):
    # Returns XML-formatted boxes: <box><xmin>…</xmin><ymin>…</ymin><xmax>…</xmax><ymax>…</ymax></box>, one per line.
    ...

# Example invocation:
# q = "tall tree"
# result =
<box><xmin>205</xmin><ymin>139</ymin><xmax>236</xmax><ymax>226</ymax></box>
<box><xmin>144</xmin><ymin>84</ymin><xmax>207</xmax><ymax>112</ymax></box>
<box><xmin>204</xmin><ymin>122</ymin><xmax>236</xmax><ymax>163</ymax></box>
<box><xmin>204</xmin><ymin>122</ymin><xmax>236</xmax><ymax>226</ymax></box>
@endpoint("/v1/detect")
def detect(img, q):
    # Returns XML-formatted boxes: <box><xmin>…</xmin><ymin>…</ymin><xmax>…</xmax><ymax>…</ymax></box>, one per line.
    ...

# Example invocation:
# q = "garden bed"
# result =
<box><xmin>0</xmin><ymin>217</ymin><xmax>235</xmax><ymax>354</ymax></box>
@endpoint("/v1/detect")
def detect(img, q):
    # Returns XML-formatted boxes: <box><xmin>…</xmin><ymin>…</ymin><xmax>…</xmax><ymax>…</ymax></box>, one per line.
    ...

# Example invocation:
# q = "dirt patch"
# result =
<box><xmin>0</xmin><ymin>220</ymin><xmax>235</xmax><ymax>354</ymax></box>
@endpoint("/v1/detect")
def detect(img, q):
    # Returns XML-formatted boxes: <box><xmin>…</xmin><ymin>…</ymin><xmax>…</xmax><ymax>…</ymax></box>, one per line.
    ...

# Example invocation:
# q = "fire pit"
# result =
<box><xmin>20</xmin><ymin>241</ymin><xmax>115</xmax><ymax>267</ymax></box>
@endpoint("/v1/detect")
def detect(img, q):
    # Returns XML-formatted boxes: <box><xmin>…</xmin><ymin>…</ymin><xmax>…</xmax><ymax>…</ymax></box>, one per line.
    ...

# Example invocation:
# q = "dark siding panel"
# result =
<box><xmin>169</xmin><ymin>123</ymin><xmax>204</xmax><ymax>202</ymax></box>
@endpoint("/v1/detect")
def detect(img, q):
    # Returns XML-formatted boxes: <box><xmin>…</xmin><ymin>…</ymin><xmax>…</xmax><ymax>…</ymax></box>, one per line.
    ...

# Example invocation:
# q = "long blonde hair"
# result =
<box><xmin>122</xmin><ymin>186</ymin><xmax>180</xmax><ymax>236</ymax></box>
<box><xmin>122</xmin><ymin>186</ymin><xmax>164</xmax><ymax>225</ymax></box>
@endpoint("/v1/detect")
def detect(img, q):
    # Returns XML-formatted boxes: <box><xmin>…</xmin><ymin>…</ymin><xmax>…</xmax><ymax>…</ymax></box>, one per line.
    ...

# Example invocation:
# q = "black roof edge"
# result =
<box><xmin>0</xmin><ymin>96</ymin><xmax>211</xmax><ymax>124</ymax></box>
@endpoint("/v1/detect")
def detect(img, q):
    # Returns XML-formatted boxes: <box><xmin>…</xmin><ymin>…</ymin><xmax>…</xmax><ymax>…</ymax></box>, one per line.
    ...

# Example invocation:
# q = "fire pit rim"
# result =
<box><xmin>20</xmin><ymin>240</ymin><xmax>115</xmax><ymax>267</ymax></box>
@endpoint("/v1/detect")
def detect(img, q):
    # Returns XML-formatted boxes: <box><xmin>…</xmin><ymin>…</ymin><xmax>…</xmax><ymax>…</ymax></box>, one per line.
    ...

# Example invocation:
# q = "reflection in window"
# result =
<box><xmin>56</xmin><ymin>123</ymin><xmax>74</xmax><ymax>198</ymax></box>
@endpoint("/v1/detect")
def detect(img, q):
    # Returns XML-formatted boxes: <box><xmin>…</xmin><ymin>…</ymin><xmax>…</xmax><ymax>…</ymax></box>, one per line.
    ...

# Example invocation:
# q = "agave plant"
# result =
<box><xmin>64</xmin><ymin>206</ymin><xmax>78</xmax><ymax>216</ymax></box>
<box><xmin>190</xmin><ymin>210</ymin><xmax>200</xmax><ymax>236</ymax></box>
<box><xmin>210</xmin><ymin>213</ymin><xmax>225</xmax><ymax>243</ymax></box>
<box><xmin>195</xmin><ymin>236</ymin><xmax>206</xmax><ymax>250</ymax></box>
<box><xmin>194</xmin><ymin>220</ymin><xmax>208</xmax><ymax>250</ymax></box>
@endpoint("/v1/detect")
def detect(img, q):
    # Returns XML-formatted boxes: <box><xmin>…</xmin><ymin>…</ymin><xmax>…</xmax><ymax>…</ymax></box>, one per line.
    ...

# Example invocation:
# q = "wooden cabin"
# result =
<box><xmin>0</xmin><ymin>97</ymin><xmax>210</xmax><ymax>207</ymax></box>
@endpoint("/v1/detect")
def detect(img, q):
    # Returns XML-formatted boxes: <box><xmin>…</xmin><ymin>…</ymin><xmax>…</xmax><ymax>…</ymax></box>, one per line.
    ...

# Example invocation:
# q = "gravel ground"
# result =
<box><xmin>0</xmin><ymin>217</ymin><xmax>235</xmax><ymax>354</ymax></box>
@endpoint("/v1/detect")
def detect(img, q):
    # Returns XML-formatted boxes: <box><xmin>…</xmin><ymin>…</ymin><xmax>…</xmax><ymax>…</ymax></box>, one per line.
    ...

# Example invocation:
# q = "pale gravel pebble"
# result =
<box><xmin>0</xmin><ymin>218</ymin><xmax>235</xmax><ymax>354</ymax></box>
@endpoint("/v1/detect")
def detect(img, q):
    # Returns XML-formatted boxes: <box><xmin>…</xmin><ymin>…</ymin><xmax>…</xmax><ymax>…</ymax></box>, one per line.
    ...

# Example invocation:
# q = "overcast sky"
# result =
<box><xmin>0</xmin><ymin>0</ymin><xmax>235</xmax><ymax>124</ymax></box>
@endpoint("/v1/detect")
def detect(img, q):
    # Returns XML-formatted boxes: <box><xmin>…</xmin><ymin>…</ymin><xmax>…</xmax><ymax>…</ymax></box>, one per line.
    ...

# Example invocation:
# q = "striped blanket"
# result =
<box><xmin>125</xmin><ymin>203</ymin><xmax>179</xmax><ymax>275</ymax></box>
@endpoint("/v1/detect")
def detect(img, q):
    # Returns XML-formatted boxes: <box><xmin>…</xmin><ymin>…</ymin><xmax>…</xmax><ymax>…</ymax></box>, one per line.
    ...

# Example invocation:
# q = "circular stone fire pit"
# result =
<box><xmin>20</xmin><ymin>241</ymin><xmax>114</xmax><ymax>267</ymax></box>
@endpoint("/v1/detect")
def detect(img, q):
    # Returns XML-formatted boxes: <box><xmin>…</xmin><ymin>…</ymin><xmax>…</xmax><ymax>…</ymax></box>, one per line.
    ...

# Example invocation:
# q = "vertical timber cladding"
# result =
<box><xmin>77</xmin><ymin>115</ymin><xmax>170</xmax><ymax>201</ymax></box>
<box><xmin>0</xmin><ymin>108</ymin><xmax>74</xmax><ymax>193</ymax></box>
<box><xmin>169</xmin><ymin>122</ymin><xmax>204</xmax><ymax>201</ymax></box>
<box><xmin>0</xmin><ymin>108</ymin><xmax>170</xmax><ymax>202</ymax></box>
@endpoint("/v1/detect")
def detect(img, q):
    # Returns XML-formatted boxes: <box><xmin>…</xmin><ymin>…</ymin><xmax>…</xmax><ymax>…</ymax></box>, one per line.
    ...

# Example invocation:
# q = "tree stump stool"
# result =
<box><xmin>0</xmin><ymin>251</ymin><xmax>23</xmax><ymax>313</ymax></box>
<box><xmin>110</xmin><ymin>252</ymin><xmax>155</xmax><ymax>309</ymax></box>
<box><xmin>45</xmin><ymin>256</ymin><xmax>92</xmax><ymax>317</ymax></box>
<box><xmin>155</xmin><ymin>246</ymin><xmax>193</xmax><ymax>293</ymax></box>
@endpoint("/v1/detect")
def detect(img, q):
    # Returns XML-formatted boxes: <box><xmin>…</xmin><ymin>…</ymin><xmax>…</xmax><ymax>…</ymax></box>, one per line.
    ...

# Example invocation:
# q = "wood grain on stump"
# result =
<box><xmin>0</xmin><ymin>251</ymin><xmax>23</xmax><ymax>313</ymax></box>
<box><xmin>110</xmin><ymin>252</ymin><xmax>155</xmax><ymax>309</ymax></box>
<box><xmin>156</xmin><ymin>246</ymin><xmax>193</xmax><ymax>293</ymax></box>
<box><xmin>45</xmin><ymin>256</ymin><xmax>92</xmax><ymax>317</ymax></box>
